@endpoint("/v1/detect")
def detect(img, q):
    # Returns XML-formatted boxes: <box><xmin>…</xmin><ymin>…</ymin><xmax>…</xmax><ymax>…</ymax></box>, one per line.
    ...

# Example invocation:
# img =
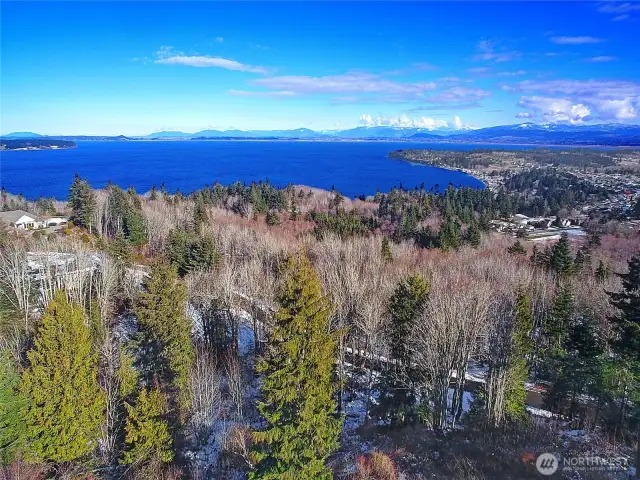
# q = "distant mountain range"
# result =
<box><xmin>2</xmin><ymin>131</ymin><xmax>44</xmax><ymax>138</ymax></box>
<box><xmin>3</xmin><ymin>123</ymin><xmax>640</xmax><ymax>146</ymax></box>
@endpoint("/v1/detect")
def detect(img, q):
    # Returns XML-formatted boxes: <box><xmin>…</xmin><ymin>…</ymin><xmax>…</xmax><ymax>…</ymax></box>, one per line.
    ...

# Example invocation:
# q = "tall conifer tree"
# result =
<box><xmin>250</xmin><ymin>252</ymin><xmax>341</xmax><ymax>480</ymax></box>
<box><xmin>135</xmin><ymin>263</ymin><xmax>195</xmax><ymax>419</ymax></box>
<box><xmin>0</xmin><ymin>351</ymin><xmax>24</xmax><ymax>465</ymax></box>
<box><xmin>68</xmin><ymin>174</ymin><xmax>96</xmax><ymax>232</ymax></box>
<box><xmin>20</xmin><ymin>291</ymin><xmax>105</xmax><ymax>464</ymax></box>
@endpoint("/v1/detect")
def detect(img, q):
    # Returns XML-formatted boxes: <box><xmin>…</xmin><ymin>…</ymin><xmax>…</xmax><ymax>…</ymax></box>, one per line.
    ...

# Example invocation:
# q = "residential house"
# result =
<box><xmin>0</xmin><ymin>210</ymin><xmax>42</xmax><ymax>229</ymax></box>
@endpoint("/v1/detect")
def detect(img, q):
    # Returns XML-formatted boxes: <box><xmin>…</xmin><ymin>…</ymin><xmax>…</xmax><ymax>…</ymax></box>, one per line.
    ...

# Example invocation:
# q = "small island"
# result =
<box><xmin>0</xmin><ymin>138</ymin><xmax>76</xmax><ymax>151</ymax></box>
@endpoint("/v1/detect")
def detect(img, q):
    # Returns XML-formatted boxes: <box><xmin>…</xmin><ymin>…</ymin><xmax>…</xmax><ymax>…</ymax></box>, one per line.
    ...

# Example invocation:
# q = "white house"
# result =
<box><xmin>41</xmin><ymin>215</ymin><xmax>68</xmax><ymax>227</ymax></box>
<box><xmin>0</xmin><ymin>210</ymin><xmax>42</xmax><ymax>229</ymax></box>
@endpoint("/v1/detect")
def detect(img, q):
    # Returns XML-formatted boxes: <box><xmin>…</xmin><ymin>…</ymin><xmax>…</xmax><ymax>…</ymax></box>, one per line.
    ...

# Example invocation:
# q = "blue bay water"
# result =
<box><xmin>0</xmin><ymin>140</ymin><xmax>539</xmax><ymax>199</ymax></box>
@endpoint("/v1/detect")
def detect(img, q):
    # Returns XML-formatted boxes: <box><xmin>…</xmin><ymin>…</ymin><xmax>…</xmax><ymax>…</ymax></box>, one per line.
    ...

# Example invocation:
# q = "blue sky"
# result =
<box><xmin>1</xmin><ymin>1</ymin><xmax>639</xmax><ymax>135</ymax></box>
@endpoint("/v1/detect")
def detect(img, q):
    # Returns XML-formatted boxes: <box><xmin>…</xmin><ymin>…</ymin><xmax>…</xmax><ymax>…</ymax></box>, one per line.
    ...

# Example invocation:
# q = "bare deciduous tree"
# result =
<box><xmin>190</xmin><ymin>347</ymin><xmax>222</xmax><ymax>444</ymax></box>
<box><xmin>411</xmin><ymin>261</ymin><xmax>491</xmax><ymax>429</ymax></box>
<box><xmin>0</xmin><ymin>242</ymin><xmax>34</xmax><ymax>330</ymax></box>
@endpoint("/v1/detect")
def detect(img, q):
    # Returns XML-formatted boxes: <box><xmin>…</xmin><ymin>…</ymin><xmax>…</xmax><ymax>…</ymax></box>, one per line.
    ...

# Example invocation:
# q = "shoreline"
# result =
<box><xmin>392</xmin><ymin>156</ymin><xmax>491</xmax><ymax>190</ymax></box>
<box><xmin>0</xmin><ymin>145</ymin><xmax>77</xmax><ymax>152</ymax></box>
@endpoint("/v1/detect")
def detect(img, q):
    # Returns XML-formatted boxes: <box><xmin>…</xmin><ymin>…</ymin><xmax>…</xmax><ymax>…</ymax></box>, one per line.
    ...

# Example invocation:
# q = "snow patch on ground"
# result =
<box><xmin>526</xmin><ymin>406</ymin><xmax>556</xmax><ymax>418</ymax></box>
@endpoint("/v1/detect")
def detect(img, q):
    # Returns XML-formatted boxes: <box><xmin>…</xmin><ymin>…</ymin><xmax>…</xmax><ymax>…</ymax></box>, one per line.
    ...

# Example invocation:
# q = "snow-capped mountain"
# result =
<box><xmin>10</xmin><ymin>123</ymin><xmax>640</xmax><ymax>146</ymax></box>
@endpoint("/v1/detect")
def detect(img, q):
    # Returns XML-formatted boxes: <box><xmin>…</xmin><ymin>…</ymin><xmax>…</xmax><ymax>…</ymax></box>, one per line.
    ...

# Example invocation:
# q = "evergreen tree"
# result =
<box><xmin>388</xmin><ymin>275</ymin><xmax>429</xmax><ymax>364</ymax></box>
<box><xmin>265</xmin><ymin>210</ymin><xmax>281</xmax><ymax>226</ymax></box>
<box><xmin>595</xmin><ymin>260</ymin><xmax>609</xmax><ymax>283</ymax></box>
<box><xmin>530</xmin><ymin>245</ymin><xmax>540</xmax><ymax>266</ymax></box>
<box><xmin>135</xmin><ymin>263</ymin><xmax>195</xmax><ymax>419</ymax></box>
<box><xmin>250</xmin><ymin>253</ymin><xmax>341</xmax><ymax>480</ymax></box>
<box><xmin>68</xmin><ymin>174</ymin><xmax>96</xmax><ymax>232</ymax></box>
<box><xmin>20</xmin><ymin>291</ymin><xmax>105</xmax><ymax>463</ymax></box>
<box><xmin>549</xmin><ymin>233</ymin><xmax>574</xmax><ymax>276</ymax></box>
<box><xmin>608</xmin><ymin>256</ymin><xmax>640</xmax><ymax>363</ymax></box>
<box><xmin>122</xmin><ymin>387</ymin><xmax>174</xmax><ymax>468</ymax></box>
<box><xmin>539</xmin><ymin>245</ymin><xmax>553</xmax><ymax>268</ymax></box>
<box><xmin>109</xmin><ymin>230</ymin><xmax>134</xmax><ymax>265</ymax></box>
<box><xmin>546</xmin><ymin>316</ymin><xmax>604</xmax><ymax>418</ymax></box>
<box><xmin>289</xmin><ymin>196</ymin><xmax>298</xmax><ymax>221</ymax></box>
<box><xmin>544</xmin><ymin>284</ymin><xmax>574</xmax><ymax>354</ymax></box>
<box><xmin>166</xmin><ymin>227</ymin><xmax>219</xmax><ymax>276</ymax></box>
<box><xmin>507</xmin><ymin>240</ymin><xmax>527</xmax><ymax>255</ymax></box>
<box><xmin>574</xmin><ymin>247</ymin><xmax>592</xmax><ymax>275</ymax></box>
<box><xmin>587</xmin><ymin>231</ymin><xmax>602</xmax><ymax>249</ymax></box>
<box><xmin>381</xmin><ymin>237</ymin><xmax>392</xmax><ymax>263</ymax></box>
<box><xmin>504</xmin><ymin>289</ymin><xmax>534</xmax><ymax>421</ymax></box>
<box><xmin>438</xmin><ymin>214</ymin><xmax>461</xmax><ymax>250</ymax></box>
<box><xmin>0</xmin><ymin>351</ymin><xmax>24</xmax><ymax>465</ymax></box>
<box><xmin>465</xmin><ymin>222</ymin><xmax>481</xmax><ymax>248</ymax></box>
<box><xmin>376</xmin><ymin>275</ymin><xmax>429</xmax><ymax>423</ymax></box>
<box><xmin>193</xmin><ymin>200</ymin><xmax>208</xmax><ymax>229</ymax></box>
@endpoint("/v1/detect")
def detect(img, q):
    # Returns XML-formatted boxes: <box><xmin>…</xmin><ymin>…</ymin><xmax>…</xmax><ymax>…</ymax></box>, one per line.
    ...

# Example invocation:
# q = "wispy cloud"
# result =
<box><xmin>497</xmin><ymin>70</ymin><xmax>528</xmax><ymax>77</ymax></box>
<box><xmin>597</xmin><ymin>2</ymin><xmax>639</xmax><ymax>21</ymax></box>
<box><xmin>414</xmin><ymin>62</ymin><xmax>439</xmax><ymax>71</ymax></box>
<box><xmin>157</xmin><ymin>55</ymin><xmax>269</xmax><ymax>73</ymax></box>
<box><xmin>588</xmin><ymin>55</ymin><xmax>617</xmax><ymax>62</ymax></box>
<box><xmin>427</xmin><ymin>86</ymin><xmax>491</xmax><ymax>104</ymax></box>
<box><xmin>154</xmin><ymin>46</ymin><xmax>269</xmax><ymax>73</ymax></box>
<box><xmin>250</xmin><ymin>72</ymin><xmax>437</xmax><ymax>100</ymax></box>
<box><xmin>473</xmin><ymin>40</ymin><xmax>520</xmax><ymax>63</ymax></box>
<box><xmin>515</xmin><ymin>111</ymin><xmax>535</xmax><ymax>119</ymax></box>
<box><xmin>550</xmin><ymin>36</ymin><xmax>603</xmax><ymax>44</ymax></box>
<box><xmin>504</xmin><ymin>79</ymin><xmax>639</xmax><ymax>98</ymax></box>
<box><xmin>468</xmin><ymin>67</ymin><xmax>491</xmax><ymax>74</ymax></box>
<box><xmin>228</xmin><ymin>89</ymin><xmax>295</xmax><ymax>98</ymax></box>
<box><xmin>407</xmin><ymin>103</ymin><xmax>482</xmax><ymax>112</ymax></box>
<box><xmin>215</xmin><ymin>37</ymin><xmax>224</xmax><ymax>44</ymax></box>
<box><xmin>598</xmin><ymin>2</ymin><xmax>640</xmax><ymax>14</ymax></box>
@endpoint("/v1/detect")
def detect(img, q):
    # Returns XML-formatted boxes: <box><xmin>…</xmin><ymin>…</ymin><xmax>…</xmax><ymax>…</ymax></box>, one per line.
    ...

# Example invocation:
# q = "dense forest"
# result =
<box><xmin>0</xmin><ymin>175</ymin><xmax>638</xmax><ymax>479</ymax></box>
<box><xmin>389</xmin><ymin>148</ymin><xmax>632</xmax><ymax>169</ymax></box>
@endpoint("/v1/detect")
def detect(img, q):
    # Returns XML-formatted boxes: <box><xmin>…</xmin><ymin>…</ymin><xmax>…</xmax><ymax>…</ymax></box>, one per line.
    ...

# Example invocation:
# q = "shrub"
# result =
<box><xmin>353</xmin><ymin>451</ymin><xmax>398</xmax><ymax>480</ymax></box>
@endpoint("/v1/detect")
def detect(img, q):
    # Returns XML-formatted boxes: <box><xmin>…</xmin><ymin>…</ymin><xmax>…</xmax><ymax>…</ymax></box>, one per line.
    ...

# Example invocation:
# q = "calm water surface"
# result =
<box><xmin>0</xmin><ymin>140</ymin><xmax>533</xmax><ymax>199</ymax></box>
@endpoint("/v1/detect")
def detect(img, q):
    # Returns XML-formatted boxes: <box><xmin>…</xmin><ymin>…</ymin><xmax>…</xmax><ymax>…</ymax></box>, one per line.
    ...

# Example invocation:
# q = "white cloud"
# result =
<box><xmin>515</xmin><ymin>112</ymin><xmax>535</xmax><ymax>119</ymax></box>
<box><xmin>468</xmin><ymin>67</ymin><xmax>491</xmax><ymax>74</ymax></box>
<box><xmin>518</xmin><ymin>96</ymin><xmax>591</xmax><ymax>123</ymax></box>
<box><xmin>413</xmin><ymin>62</ymin><xmax>439</xmax><ymax>71</ymax></box>
<box><xmin>251</xmin><ymin>72</ymin><xmax>437</xmax><ymax>98</ymax></box>
<box><xmin>156</xmin><ymin>55</ymin><xmax>269</xmax><ymax>73</ymax></box>
<box><xmin>507</xmin><ymin>79</ymin><xmax>640</xmax><ymax>123</ymax></box>
<box><xmin>588</xmin><ymin>56</ymin><xmax>617</xmax><ymax>62</ymax></box>
<box><xmin>550</xmin><ymin>36</ymin><xmax>603</xmax><ymax>44</ymax></box>
<box><xmin>228</xmin><ymin>89</ymin><xmax>296</xmax><ymax>98</ymax></box>
<box><xmin>359</xmin><ymin>114</ymin><xmax>471</xmax><ymax>130</ymax></box>
<box><xmin>594</xmin><ymin>98</ymin><xmax>638</xmax><ymax>120</ymax></box>
<box><xmin>598</xmin><ymin>2</ymin><xmax>640</xmax><ymax>14</ymax></box>
<box><xmin>613</xmin><ymin>14</ymin><xmax>630</xmax><ymax>21</ymax></box>
<box><xmin>504</xmin><ymin>79</ymin><xmax>640</xmax><ymax>99</ymax></box>
<box><xmin>473</xmin><ymin>40</ymin><xmax>520</xmax><ymax>62</ymax></box>
<box><xmin>154</xmin><ymin>46</ymin><xmax>269</xmax><ymax>73</ymax></box>
<box><xmin>497</xmin><ymin>70</ymin><xmax>527</xmax><ymax>77</ymax></box>
<box><xmin>427</xmin><ymin>86</ymin><xmax>491</xmax><ymax>103</ymax></box>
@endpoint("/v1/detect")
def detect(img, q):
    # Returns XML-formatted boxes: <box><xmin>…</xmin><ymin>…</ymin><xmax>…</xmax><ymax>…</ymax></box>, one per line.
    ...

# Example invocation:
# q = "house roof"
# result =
<box><xmin>0</xmin><ymin>210</ymin><xmax>38</xmax><ymax>223</ymax></box>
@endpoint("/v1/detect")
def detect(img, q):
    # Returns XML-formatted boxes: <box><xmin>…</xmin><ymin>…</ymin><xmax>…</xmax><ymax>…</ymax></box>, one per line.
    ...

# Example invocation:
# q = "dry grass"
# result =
<box><xmin>353</xmin><ymin>451</ymin><xmax>398</xmax><ymax>480</ymax></box>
